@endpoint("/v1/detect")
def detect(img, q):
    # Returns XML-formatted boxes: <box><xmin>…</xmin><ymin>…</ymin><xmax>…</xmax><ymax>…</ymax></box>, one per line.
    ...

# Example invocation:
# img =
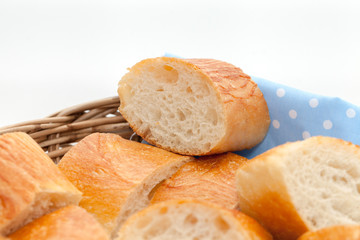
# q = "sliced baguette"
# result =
<box><xmin>57</xmin><ymin>133</ymin><xmax>193</xmax><ymax>238</ymax></box>
<box><xmin>116</xmin><ymin>200</ymin><xmax>273</xmax><ymax>240</ymax></box>
<box><xmin>0</xmin><ymin>132</ymin><xmax>82</xmax><ymax>236</ymax></box>
<box><xmin>236</xmin><ymin>136</ymin><xmax>360</xmax><ymax>240</ymax></box>
<box><xmin>150</xmin><ymin>152</ymin><xmax>247</xmax><ymax>209</ymax></box>
<box><xmin>8</xmin><ymin>206</ymin><xmax>109</xmax><ymax>240</ymax></box>
<box><xmin>297</xmin><ymin>225</ymin><xmax>360</xmax><ymax>240</ymax></box>
<box><xmin>118</xmin><ymin>57</ymin><xmax>270</xmax><ymax>155</ymax></box>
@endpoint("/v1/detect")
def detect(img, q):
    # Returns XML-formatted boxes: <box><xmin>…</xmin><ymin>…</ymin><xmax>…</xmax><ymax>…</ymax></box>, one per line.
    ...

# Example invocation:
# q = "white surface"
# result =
<box><xmin>1</xmin><ymin>0</ymin><xmax>359</xmax><ymax>126</ymax></box>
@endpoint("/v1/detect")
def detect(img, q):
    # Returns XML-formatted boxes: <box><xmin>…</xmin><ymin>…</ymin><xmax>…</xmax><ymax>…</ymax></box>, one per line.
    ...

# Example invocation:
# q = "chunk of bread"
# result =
<box><xmin>8</xmin><ymin>206</ymin><xmax>109</xmax><ymax>240</ymax></box>
<box><xmin>118</xmin><ymin>57</ymin><xmax>270</xmax><ymax>155</ymax></box>
<box><xmin>236</xmin><ymin>136</ymin><xmax>360</xmax><ymax>240</ymax></box>
<box><xmin>150</xmin><ymin>152</ymin><xmax>247</xmax><ymax>209</ymax></box>
<box><xmin>297</xmin><ymin>225</ymin><xmax>360</xmax><ymax>240</ymax></box>
<box><xmin>0</xmin><ymin>132</ymin><xmax>82</xmax><ymax>236</ymax></box>
<box><xmin>58</xmin><ymin>133</ymin><xmax>193</xmax><ymax>238</ymax></box>
<box><xmin>115</xmin><ymin>200</ymin><xmax>273</xmax><ymax>240</ymax></box>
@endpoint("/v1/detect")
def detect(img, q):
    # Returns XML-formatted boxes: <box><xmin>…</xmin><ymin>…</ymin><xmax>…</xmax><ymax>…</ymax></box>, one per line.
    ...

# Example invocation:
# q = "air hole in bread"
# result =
<box><xmin>144</xmin><ymin>219</ymin><xmax>171</xmax><ymax>238</ymax></box>
<box><xmin>153</xmin><ymin>65</ymin><xmax>178</xmax><ymax>84</ymax></box>
<box><xmin>357</xmin><ymin>184</ymin><xmax>360</xmax><ymax>194</ymax></box>
<box><xmin>321</xmin><ymin>192</ymin><xmax>330</xmax><ymax>199</ymax></box>
<box><xmin>214</xmin><ymin>216</ymin><xmax>230</xmax><ymax>233</ymax></box>
<box><xmin>309</xmin><ymin>217</ymin><xmax>318</xmax><ymax>228</ymax></box>
<box><xmin>184</xmin><ymin>214</ymin><xmax>198</xmax><ymax>226</ymax></box>
<box><xmin>332</xmin><ymin>175</ymin><xmax>348</xmax><ymax>184</ymax></box>
<box><xmin>159</xmin><ymin>207</ymin><xmax>168</xmax><ymax>215</ymax></box>
<box><xmin>186</xmin><ymin>87</ymin><xmax>193</xmax><ymax>93</ymax></box>
<box><xmin>176</xmin><ymin>109</ymin><xmax>186</xmax><ymax>121</ymax></box>
<box><xmin>206</xmin><ymin>108</ymin><xmax>218</xmax><ymax>125</ymax></box>
<box><xmin>156</xmin><ymin>88</ymin><xmax>164</xmax><ymax>92</ymax></box>
<box><xmin>186</xmin><ymin>129</ymin><xmax>193</xmax><ymax>137</ymax></box>
<box><xmin>313</xmin><ymin>156</ymin><xmax>320</xmax><ymax>163</ymax></box>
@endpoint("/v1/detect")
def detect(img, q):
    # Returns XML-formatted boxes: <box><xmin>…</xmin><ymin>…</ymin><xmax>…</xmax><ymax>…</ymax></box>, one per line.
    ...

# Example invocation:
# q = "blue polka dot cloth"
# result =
<box><xmin>237</xmin><ymin>77</ymin><xmax>360</xmax><ymax>159</ymax></box>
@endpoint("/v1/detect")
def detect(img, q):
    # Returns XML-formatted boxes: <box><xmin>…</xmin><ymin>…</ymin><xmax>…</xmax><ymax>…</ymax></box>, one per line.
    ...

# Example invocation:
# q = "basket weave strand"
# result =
<box><xmin>0</xmin><ymin>96</ymin><xmax>141</xmax><ymax>163</ymax></box>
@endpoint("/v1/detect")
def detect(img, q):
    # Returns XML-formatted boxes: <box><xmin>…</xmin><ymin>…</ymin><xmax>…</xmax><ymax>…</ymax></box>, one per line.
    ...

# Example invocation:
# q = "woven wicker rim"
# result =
<box><xmin>0</xmin><ymin>96</ymin><xmax>141</xmax><ymax>163</ymax></box>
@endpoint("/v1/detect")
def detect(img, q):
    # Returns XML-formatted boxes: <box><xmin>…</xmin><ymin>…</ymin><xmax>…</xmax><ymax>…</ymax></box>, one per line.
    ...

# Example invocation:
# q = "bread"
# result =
<box><xmin>235</xmin><ymin>136</ymin><xmax>360</xmax><ymax>240</ymax></box>
<box><xmin>0</xmin><ymin>132</ymin><xmax>82</xmax><ymax>236</ymax></box>
<box><xmin>118</xmin><ymin>57</ymin><xmax>270</xmax><ymax>155</ymax></box>
<box><xmin>8</xmin><ymin>206</ymin><xmax>109</xmax><ymax>240</ymax></box>
<box><xmin>150</xmin><ymin>152</ymin><xmax>247</xmax><ymax>209</ymax></box>
<box><xmin>116</xmin><ymin>199</ymin><xmax>272</xmax><ymax>240</ymax></box>
<box><xmin>297</xmin><ymin>225</ymin><xmax>360</xmax><ymax>240</ymax></box>
<box><xmin>57</xmin><ymin>133</ymin><xmax>193</xmax><ymax>238</ymax></box>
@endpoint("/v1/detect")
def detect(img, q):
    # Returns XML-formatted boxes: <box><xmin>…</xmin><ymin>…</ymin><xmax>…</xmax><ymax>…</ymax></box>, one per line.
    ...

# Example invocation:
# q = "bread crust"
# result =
<box><xmin>298</xmin><ymin>225</ymin><xmax>360</xmax><ymax>240</ymax></box>
<box><xmin>58</xmin><ymin>133</ymin><xmax>192</xmax><ymax>236</ymax></box>
<box><xmin>0</xmin><ymin>132</ymin><xmax>82</xmax><ymax>236</ymax></box>
<box><xmin>236</xmin><ymin>136</ymin><xmax>360</xmax><ymax>240</ymax></box>
<box><xmin>8</xmin><ymin>206</ymin><xmax>109</xmax><ymax>240</ymax></box>
<box><xmin>116</xmin><ymin>199</ymin><xmax>273</xmax><ymax>240</ymax></box>
<box><xmin>183</xmin><ymin>58</ymin><xmax>270</xmax><ymax>154</ymax></box>
<box><xmin>150</xmin><ymin>152</ymin><xmax>247</xmax><ymax>209</ymax></box>
<box><xmin>118</xmin><ymin>57</ymin><xmax>270</xmax><ymax>155</ymax></box>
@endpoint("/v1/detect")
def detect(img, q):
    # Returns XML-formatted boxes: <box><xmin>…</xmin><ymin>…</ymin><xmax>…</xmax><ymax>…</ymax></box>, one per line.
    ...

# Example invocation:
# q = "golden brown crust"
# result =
<box><xmin>236</xmin><ymin>136</ymin><xmax>360</xmax><ymax>240</ymax></box>
<box><xmin>297</xmin><ymin>225</ymin><xmax>360</xmax><ymax>240</ymax></box>
<box><xmin>0</xmin><ymin>132</ymin><xmax>81</xmax><ymax>235</ymax></box>
<box><xmin>58</xmin><ymin>133</ymin><xmax>192</xmax><ymax>234</ymax></box>
<box><xmin>150</xmin><ymin>152</ymin><xmax>247</xmax><ymax>209</ymax></box>
<box><xmin>236</xmin><ymin>141</ymin><xmax>310</xmax><ymax>240</ymax></box>
<box><xmin>8</xmin><ymin>206</ymin><xmax>109</xmax><ymax>240</ymax></box>
<box><xmin>118</xmin><ymin>57</ymin><xmax>270</xmax><ymax>155</ymax></box>
<box><xmin>183</xmin><ymin>58</ymin><xmax>270</xmax><ymax>154</ymax></box>
<box><xmin>117</xmin><ymin>199</ymin><xmax>273</xmax><ymax>240</ymax></box>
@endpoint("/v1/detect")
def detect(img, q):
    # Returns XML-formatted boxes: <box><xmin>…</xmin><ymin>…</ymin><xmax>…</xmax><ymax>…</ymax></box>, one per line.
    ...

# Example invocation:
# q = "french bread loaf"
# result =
<box><xmin>118</xmin><ymin>57</ymin><xmax>270</xmax><ymax>155</ymax></box>
<box><xmin>8</xmin><ymin>206</ymin><xmax>109</xmax><ymax>240</ymax></box>
<box><xmin>57</xmin><ymin>133</ymin><xmax>193</xmax><ymax>238</ymax></box>
<box><xmin>0</xmin><ymin>132</ymin><xmax>82</xmax><ymax>236</ymax></box>
<box><xmin>150</xmin><ymin>152</ymin><xmax>247</xmax><ymax>209</ymax></box>
<box><xmin>116</xmin><ymin>200</ymin><xmax>273</xmax><ymax>240</ymax></box>
<box><xmin>297</xmin><ymin>225</ymin><xmax>360</xmax><ymax>240</ymax></box>
<box><xmin>236</xmin><ymin>136</ymin><xmax>360</xmax><ymax>240</ymax></box>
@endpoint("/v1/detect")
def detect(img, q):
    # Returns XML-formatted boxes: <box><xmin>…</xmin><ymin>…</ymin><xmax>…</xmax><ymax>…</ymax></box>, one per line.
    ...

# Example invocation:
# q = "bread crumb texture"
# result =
<box><xmin>118</xmin><ymin>57</ymin><xmax>270</xmax><ymax>155</ymax></box>
<box><xmin>116</xmin><ymin>200</ymin><xmax>272</xmax><ymax>240</ymax></box>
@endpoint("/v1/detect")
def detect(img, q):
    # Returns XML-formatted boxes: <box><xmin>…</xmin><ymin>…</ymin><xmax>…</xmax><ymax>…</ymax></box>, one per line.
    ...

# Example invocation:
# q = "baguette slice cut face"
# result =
<box><xmin>150</xmin><ymin>152</ymin><xmax>248</xmax><ymax>209</ymax></box>
<box><xmin>115</xmin><ymin>200</ymin><xmax>273</xmax><ymax>240</ymax></box>
<box><xmin>118</xmin><ymin>57</ymin><xmax>270</xmax><ymax>155</ymax></box>
<box><xmin>57</xmin><ymin>133</ymin><xmax>193</xmax><ymax>238</ymax></box>
<box><xmin>297</xmin><ymin>225</ymin><xmax>360</xmax><ymax>240</ymax></box>
<box><xmin>8</xmin><ymin>206</ymin><xmax>109</xmax><ymax>240</ymax></box>
<box><xmin>236</xmin><ymin>136</ymin><xmax>360</xmax><ymax>240</ymax></box>
<box><xmin>0</xmin><ymin>132</ymin><xmax>82</xmax><ymax>236</ymax></box>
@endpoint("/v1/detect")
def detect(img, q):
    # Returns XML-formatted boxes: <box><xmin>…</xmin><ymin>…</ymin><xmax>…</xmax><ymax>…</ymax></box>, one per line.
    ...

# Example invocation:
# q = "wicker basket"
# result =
<box><xmin>0</xmin><ymin>96</ymin><xmax>141</xmax><ymax>163</ymax></box>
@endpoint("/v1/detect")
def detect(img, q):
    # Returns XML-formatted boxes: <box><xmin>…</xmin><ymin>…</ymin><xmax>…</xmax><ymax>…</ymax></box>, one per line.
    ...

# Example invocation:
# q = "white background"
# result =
<box><xmin>1</xmin><ymin>0</ymin><xmax>359</xmax><ymax>127</ymax></box>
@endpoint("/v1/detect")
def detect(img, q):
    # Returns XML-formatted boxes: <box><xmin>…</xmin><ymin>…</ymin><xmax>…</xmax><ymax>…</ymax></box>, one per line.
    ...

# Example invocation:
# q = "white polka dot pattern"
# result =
<box><xmin>234</xmin><ymin>76</ymin><xmax>360</xmax><ymax>159</ymax></box>
<box><xmin>323</xmin><ymin>120</ymin><xmax>333</xmax><ymax>130</ymax></box>
<box><xmin>346</xmin><ymin>108</ymin><xmax>356</xmax><ymax>118</ymax></box>
<box><xmin>309</xmin><ymin>98</ymin><xmax>319</xmax><ymax>108</ymax></box>
<box><xmin>302</xmin><ymin>131</ymin><xmax>311</xmax><ymax>139</ymax></box>
<box><xmin>276</xmin><ymin>88</ymin><xmax>286</xmax><ymax>98</ymax></box>
<box><xmin>272</xmin><ymin>120</ymin><xmax>280</xmax><ymax>129</ymax></box>
<box><xmin>289</xmin><ymin>110</ymin><xmax>297</xmax><ymax>119</ymax></box>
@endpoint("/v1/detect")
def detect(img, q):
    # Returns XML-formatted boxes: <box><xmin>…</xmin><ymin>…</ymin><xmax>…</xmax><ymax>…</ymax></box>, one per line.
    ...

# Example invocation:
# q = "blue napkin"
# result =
<box><xmin>163</xmin><ymin>54</ymin><xmax>360</xmax><ymax>158</ymax></box>
<box><xmin>237</xmin><ymin>77</ymin><xmax>360</xmax><ymax>158</ymax></box>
